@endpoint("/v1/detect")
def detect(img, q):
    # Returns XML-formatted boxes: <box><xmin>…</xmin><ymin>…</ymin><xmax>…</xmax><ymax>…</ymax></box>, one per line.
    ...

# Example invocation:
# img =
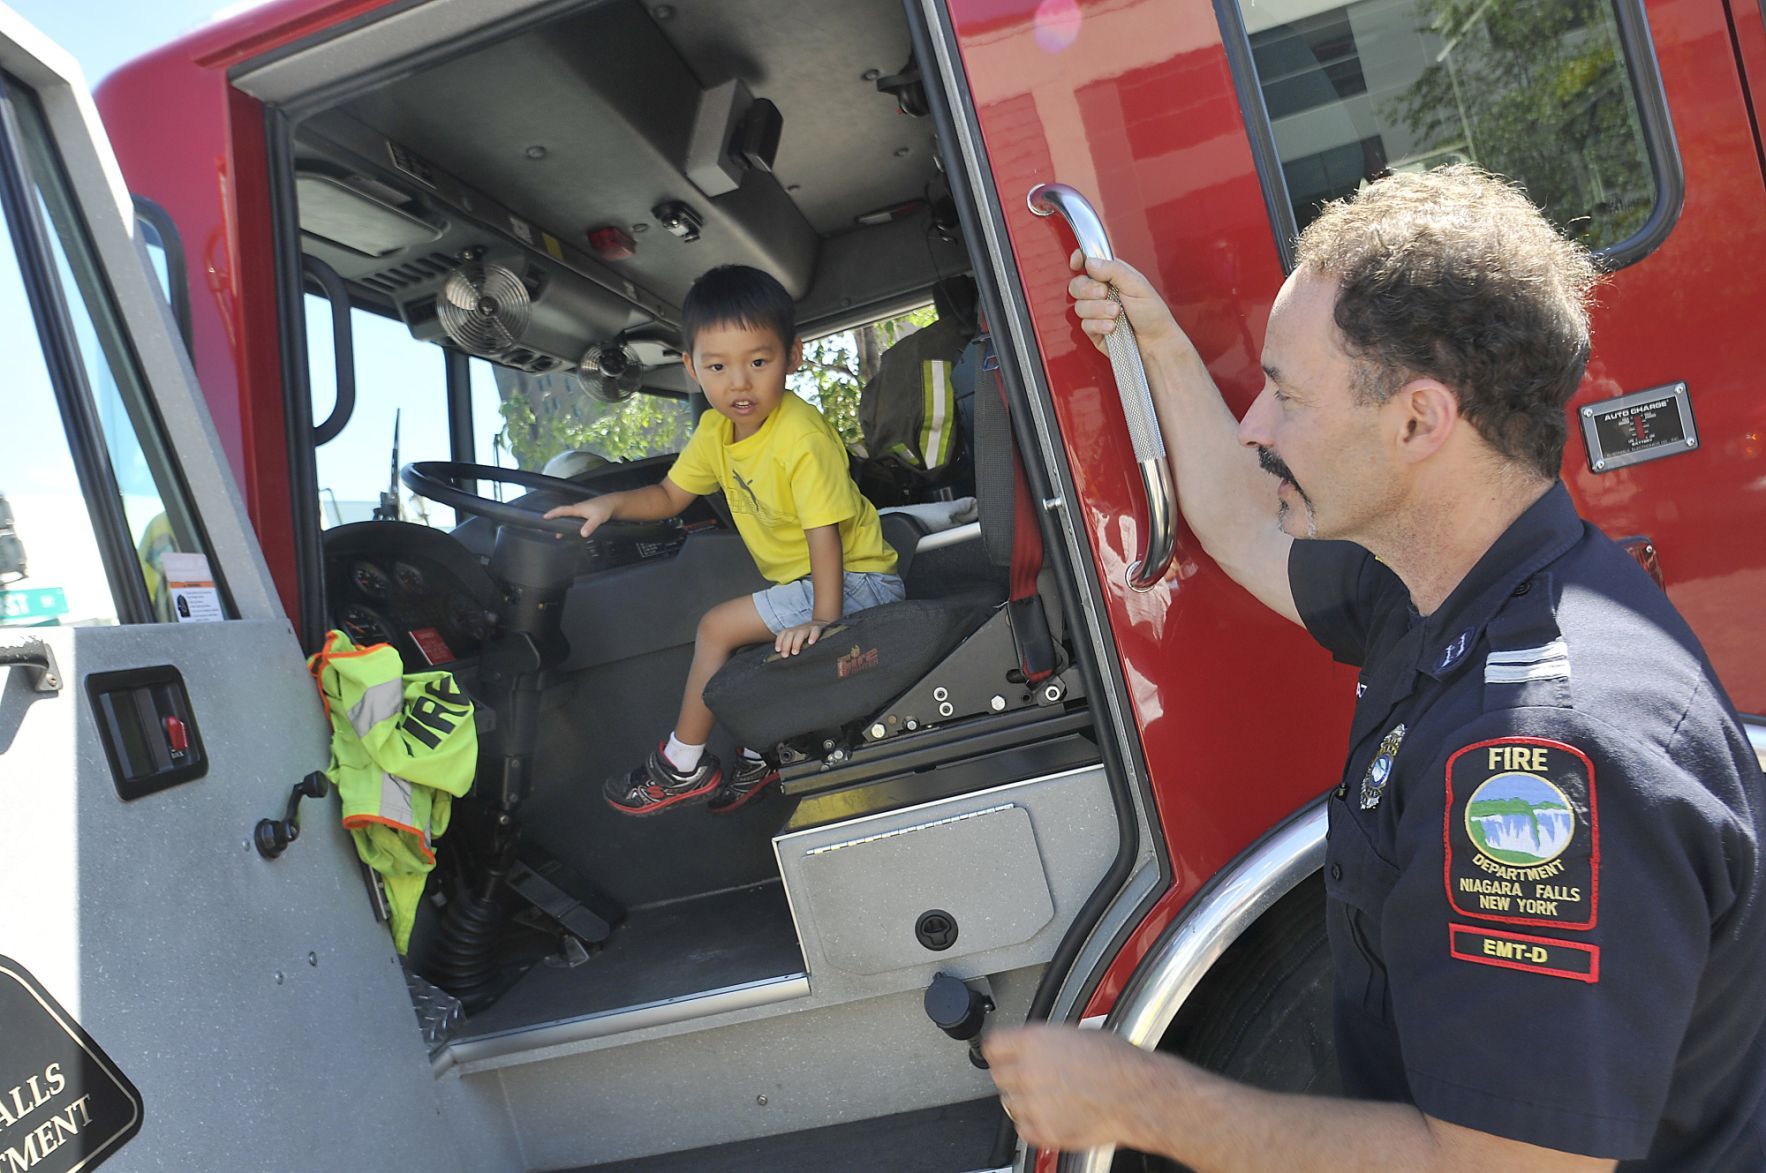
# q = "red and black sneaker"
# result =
<box><xmin>604</xmin><ymin>745</ymin><xmax>721</xmax><ymax>816</ymax></box>
<box><xmin>708</xmin><ymin>752</ymin><xmax>779</xmax><ymax>814</ymax></box>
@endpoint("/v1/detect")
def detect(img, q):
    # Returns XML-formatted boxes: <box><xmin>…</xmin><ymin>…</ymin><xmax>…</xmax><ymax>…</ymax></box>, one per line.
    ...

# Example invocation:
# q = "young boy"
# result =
<box><xmin>544</xmin><ymin>265</ymin><xmax>902</xmax><ymax>815</ymax></box>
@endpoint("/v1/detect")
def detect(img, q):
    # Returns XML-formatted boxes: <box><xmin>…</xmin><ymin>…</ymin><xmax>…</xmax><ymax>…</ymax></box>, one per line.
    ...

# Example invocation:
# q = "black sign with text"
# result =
<box><xmin>0</xmin><ymin>957</ymin><xmax>141</xmax><ymax>1173</ymax></box>
<box><xmin>1592</xmin><ymin>393</ymin><xmax>1685</xmax><ymax>456</ymax></box>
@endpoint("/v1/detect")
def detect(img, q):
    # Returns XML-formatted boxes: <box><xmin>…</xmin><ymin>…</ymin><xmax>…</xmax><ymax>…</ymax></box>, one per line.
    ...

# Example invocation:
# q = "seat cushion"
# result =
<box><xmin>704</xmin><ymin>592</ymin><xmax>997</xmax><ymax>751</ymax></box>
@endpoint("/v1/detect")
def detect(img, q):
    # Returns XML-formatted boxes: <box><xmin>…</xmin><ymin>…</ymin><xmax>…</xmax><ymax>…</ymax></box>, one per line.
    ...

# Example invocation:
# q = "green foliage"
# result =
<box><xmin>789</xmin><ymin>305</ymin><xmax>937</xmax><ymax>448</ymax></box>
<box><xmin>1468</xmin><ymin>797</ymin><xmax>1567</xmax><ymax>819</ymax></box>
<box><xmin>483</xmin><ymin>304</ymin><xmax>938</xmax><ymax>468</ymax></box>
<box><xmin>1387</xmin><ymin>0</ymin><xmax>1653</xmax><ymax>249</ymax></box>
<box><xmin>490</xmin><ymin>367</ymin><xmax>694</xmax><ymax>470</ymax></box>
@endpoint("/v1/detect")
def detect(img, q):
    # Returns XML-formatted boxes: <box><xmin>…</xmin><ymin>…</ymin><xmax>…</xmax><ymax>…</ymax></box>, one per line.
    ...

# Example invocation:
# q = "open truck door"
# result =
<box><xmin>0</xmin><ymin>9</ymin><xmax>459</xmax><ymax>1170</ymax></box>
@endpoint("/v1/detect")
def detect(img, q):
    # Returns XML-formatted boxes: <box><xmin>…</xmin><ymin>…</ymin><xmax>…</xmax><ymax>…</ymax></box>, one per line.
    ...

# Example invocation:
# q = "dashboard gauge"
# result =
<box><xmin>351</xmin><ymin>561</ymin><xmax>392</xmax><ymax>600</ymax></box>
<box><xmin>448</xmin><ymin>596</ymin><xmax>490</xmax><ymax>642</ymax></box>
<box><xmin>393</xmin><ymin>561</ymin><xmax>426</xmax><ymax>596</ymax></box>
<box><xmin>339</xmin><ymin>603</ymin><xmax>394</xmax><ymax>647</ymax></box>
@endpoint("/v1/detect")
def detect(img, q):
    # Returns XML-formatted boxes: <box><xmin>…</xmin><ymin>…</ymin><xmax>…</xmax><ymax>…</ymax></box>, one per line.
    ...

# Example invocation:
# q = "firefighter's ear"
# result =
<box><xmin>1389</xmin><ymin>376</ymin><xmax>1460</xmax><ymax>465</ymax></box>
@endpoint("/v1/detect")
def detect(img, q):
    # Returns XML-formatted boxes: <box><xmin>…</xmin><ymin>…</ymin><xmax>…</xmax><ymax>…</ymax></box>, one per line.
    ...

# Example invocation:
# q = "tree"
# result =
<box><xmin>483</xmin><ymin>304</ymin><xmax>938</xmax><ymax>468</ymax></box>
<box><xmin>1387</xmin><ymin>0</ymin><xmax>1653</xmax><ymax>250</ymax></box>
<box><xmin>788</xmin><ymin>304</ymin><xmax>936</xmax><ymax>450</ymax></box>
<box><xmin>491</xmin><ymin>367</ymin><xmax>694</xmax><ymax>470</ymax></box>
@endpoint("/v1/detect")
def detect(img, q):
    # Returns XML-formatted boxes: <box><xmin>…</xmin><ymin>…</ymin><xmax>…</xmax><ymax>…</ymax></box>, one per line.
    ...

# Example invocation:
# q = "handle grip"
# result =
<box><xmin>1028</xmin><ymin>183</ymin><xmax>1176</xmax><ymax>590</ymax></box>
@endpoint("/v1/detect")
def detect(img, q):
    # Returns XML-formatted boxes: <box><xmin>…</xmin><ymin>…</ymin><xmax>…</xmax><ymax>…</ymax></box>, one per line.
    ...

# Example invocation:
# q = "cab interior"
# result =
<box><xmin>282</xmin><ymin>0</ymin><xmax>1112</xmax><ymax>1078</ymax></box>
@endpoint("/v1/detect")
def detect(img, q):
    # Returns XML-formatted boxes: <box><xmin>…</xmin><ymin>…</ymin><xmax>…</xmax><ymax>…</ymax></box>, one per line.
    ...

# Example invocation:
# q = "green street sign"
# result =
<box><xmin>0</xmin><ymin>586</ymin><xmax>69</xmax><ymax>623</ymax></box>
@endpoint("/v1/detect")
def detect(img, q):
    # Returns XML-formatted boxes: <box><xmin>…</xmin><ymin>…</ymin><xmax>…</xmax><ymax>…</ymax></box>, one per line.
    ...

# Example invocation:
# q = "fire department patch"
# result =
<box><xmin>1445</xmin><ymin>737</ymin><xmax>1597</xmax><ymax>931</ymax></box>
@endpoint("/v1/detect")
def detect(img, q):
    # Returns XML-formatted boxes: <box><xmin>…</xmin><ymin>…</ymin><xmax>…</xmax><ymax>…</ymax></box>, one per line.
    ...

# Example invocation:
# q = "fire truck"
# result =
<box><xmin>3</xmin><ymin>0</ymin><xmax>1763</xmax><ymax>1168</ymax></box>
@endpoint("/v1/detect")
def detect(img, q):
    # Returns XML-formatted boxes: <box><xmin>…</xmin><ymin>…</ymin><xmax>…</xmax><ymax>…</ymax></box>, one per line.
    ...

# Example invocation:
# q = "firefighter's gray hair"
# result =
<box><xmin>1295</xmin><ymin>165</ymin><xmax>1601</xmax><ymax>480</ymax></box>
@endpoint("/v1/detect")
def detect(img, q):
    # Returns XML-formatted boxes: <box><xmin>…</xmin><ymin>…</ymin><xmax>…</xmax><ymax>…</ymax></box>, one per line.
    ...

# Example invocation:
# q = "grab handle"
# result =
<box><xmin>0</xmin><ymin>638</ymin><xmax>61</xmax><ymax>692</ymax></box>
<box><xmin>1027</xmin><ymin>183</ymin><xmax>1176</xmax><ymax>591</ymax></box>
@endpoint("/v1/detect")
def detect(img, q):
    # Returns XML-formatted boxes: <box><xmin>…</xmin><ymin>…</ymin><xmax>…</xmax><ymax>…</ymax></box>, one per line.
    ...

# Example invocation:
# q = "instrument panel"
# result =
<box><xmin>324</xmin><ymin>523</ymin><xmax>502</xmax><ymax>671</ymax></box>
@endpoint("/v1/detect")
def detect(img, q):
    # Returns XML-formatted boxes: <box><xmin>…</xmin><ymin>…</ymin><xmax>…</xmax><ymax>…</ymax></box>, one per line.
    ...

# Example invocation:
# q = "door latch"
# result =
<box><xmin>255</xmin><ymin>771</ymin><xmax>330</xmax><ymax>859</ymax></box>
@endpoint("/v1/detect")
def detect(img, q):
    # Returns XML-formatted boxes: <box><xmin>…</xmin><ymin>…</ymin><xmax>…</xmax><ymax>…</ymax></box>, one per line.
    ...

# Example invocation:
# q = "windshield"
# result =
<box><xmin>477</xmin><ymin>364</ymin><xmax>695</xmax><ymax>476</ymax></box>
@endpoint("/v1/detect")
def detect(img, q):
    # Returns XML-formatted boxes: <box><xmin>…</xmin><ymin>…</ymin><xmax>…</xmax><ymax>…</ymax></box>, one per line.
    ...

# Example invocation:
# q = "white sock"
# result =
<box><xmin>663</xmin><ymin>734</ymin><xmax>703</xmax><ymax>773</ymax></box>
<box><xmin>740</xmin><ymin>747</ymin><xmax>765</xmax><ymax>763</ymax></box>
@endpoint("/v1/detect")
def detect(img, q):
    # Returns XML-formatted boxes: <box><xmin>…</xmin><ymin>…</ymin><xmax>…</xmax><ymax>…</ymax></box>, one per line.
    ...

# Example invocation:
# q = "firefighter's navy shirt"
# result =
<box><xmin>1289</xmin><ymin>481</ymin><xmax>1766</xmax><ymax>1167</ymax></box>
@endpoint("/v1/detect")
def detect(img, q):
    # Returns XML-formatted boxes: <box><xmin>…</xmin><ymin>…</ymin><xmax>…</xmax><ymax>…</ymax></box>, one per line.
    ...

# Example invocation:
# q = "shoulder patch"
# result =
<box><xmin>1448</xmin><ymin>924</ymin><xmax>1599</xmax><ymax>983</ymax></box>
<box><xmin>1444</xmin><ymin>737</ymin><xmax>1598</xmax><ymax>930</ymax></box>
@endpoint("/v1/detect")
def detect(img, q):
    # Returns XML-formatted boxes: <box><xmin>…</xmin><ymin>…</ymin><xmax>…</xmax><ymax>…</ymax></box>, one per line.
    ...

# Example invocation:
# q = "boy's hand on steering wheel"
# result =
<box><xmin>775</xmin><ymin>620</ymin><xmax>831</xmax><ymax>657</ymax></box>
<box><xmin>542</xmin><ymin>497</ymin><xmax>614</xmax><ymax>538</ymax></box>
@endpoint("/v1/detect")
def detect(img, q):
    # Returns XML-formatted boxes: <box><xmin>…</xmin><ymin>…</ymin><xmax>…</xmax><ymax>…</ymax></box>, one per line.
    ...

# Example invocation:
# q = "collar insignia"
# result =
<box><xmin>1359</xmin><ymin>723</ymin><xmax>1407</xmax><ymax>811</ymax></box>
<box><xmin>1437</xmin><ymin>630</ymin><xmax>1473</xmax><ymax>673</ymax></box>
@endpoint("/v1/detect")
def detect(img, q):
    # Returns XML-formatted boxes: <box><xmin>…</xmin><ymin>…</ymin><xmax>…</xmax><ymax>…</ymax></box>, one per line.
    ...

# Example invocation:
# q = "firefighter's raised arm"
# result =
<box><xmin>1067</xmin><ymin>251</ymin><xmax>1298</xmax><ymax>625</ymax></box>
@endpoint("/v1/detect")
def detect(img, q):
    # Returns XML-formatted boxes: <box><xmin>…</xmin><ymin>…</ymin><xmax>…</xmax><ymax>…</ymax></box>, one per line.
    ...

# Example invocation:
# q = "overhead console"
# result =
<box><xmin>290</xmin><ymin>0</ymin><xmax>819</xmax><ymax>379</ymax></box>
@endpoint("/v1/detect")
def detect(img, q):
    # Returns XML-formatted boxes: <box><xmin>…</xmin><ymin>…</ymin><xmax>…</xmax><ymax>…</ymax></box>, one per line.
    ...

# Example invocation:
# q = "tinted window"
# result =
<box><xmin>1236</xmin><ymin>0</ymin><xmax>1660</xmax><ymax>251</ymax></box>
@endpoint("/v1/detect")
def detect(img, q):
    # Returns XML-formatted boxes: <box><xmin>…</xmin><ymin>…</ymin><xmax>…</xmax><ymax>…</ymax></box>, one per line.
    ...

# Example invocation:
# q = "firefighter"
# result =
<box><xmin>986</xmin><ymin>167</ymin><xmax>1765</xmax><ymax>1168</ymax></box>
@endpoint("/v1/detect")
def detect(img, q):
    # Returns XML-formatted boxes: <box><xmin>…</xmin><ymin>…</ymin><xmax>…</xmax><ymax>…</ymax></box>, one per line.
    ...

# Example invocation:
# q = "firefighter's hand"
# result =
<box><xmin>1068</xmin><ymin>251</ymin><xmax>1183</xmax><ymax>357</ymax></box>
<box><xmin>542</xmin><ymin>497</ymin><xmax>615</xmax><ymax>538</ymax></box>
<box><xmin>984</xmin><ymin>1024</ymin><xmax>1179</xmax><ymax>1155</ymax></box>
<box><xmin>774</xmin><ymin>620</ymin><xmax>830</xmax><ymax>657</ymax></box>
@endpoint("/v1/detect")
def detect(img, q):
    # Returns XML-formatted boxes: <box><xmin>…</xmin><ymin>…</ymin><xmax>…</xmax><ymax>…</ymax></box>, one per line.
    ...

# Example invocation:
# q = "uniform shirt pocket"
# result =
<box><xmin>1325</xmin><ymin>804</ymin><xmax>1402</xmax><ymax>1020</ymax></box>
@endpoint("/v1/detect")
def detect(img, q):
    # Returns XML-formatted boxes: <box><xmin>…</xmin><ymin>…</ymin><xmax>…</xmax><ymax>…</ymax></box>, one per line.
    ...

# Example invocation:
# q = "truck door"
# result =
<box><xmin>0</xmin><ymin>13</ymin><xmax>460</xmax><ymax>1171</ymax></box>
<box><xmin>926</xmin><ymin>0</ymin><xmax>1766</xmax><ymax>890</ymax></box>
<box><xmin>921</xmin><ymin>0</ymin><xmax>1359</xmax><ymax>900</ymax></box>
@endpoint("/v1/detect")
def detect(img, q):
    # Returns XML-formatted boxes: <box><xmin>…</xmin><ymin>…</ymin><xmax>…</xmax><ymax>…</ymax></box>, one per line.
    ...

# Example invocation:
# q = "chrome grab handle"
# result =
<box><xmin>1027</xmin><ymin>183</ymin><xmax>1176</xmax><ymax>591</ymax></box>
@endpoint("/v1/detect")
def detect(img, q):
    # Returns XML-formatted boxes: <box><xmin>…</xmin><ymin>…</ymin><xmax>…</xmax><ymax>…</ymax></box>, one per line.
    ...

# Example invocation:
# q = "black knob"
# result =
<box><xmin>915</xmin><ymin>908</ymin><xmax>958</xmax><ymax>951</ymax></box>
<box><xmin>924</xmin><ymin>972</ymin><xmax>992</xmax><ymax>1041</ymax></box>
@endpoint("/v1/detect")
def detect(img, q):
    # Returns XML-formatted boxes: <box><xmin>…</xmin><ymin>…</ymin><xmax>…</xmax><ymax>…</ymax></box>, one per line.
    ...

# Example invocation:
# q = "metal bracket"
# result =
<box><xmin>0</xmin><ymin>638</ymin><xmax>61</xmax><ymax>693</ymax></box>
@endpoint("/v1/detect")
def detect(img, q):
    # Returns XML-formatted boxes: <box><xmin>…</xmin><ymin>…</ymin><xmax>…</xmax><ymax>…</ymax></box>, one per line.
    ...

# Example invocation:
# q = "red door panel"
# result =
<box><xmin>946</xmin><ymin>0</ymin><xmax>1357</xmax><ymax>999</ymax></box>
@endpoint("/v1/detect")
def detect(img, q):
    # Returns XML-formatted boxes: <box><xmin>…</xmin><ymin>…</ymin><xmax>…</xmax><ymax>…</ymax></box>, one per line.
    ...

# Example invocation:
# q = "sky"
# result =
<box><xmin>12</xmin><ymin>0</ymin><xmax>268</xmax><ymax>88</ymax></box>
<box><xmin>7</xmin><ymin>0</ymin><xmax>515</xmax><ymax>532</ymax></box>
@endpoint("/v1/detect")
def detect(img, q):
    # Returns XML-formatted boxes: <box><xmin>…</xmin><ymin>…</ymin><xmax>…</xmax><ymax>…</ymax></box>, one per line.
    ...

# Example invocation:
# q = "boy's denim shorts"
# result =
<box><xmin>752</xmin><ymin>571</ymin><xmax>906</xmax><ymax>635</ymax></box>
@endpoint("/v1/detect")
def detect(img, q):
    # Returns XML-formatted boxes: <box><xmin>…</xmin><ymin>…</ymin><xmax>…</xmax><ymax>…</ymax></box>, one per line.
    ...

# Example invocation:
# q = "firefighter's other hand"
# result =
<box><xmin>542</xmin><ymin>497</ymin><xmax>614</xmax><ymax>538</ymax></box>
<box><xmin>1067</xmin><ymin>251</ymin><xmax>1182</xmax><ymax>356</ymax></box>
<box><xmin>984</xmin><ymin>1024</ymin><xmax>1176</xmax><ymax>1154</ymax></box>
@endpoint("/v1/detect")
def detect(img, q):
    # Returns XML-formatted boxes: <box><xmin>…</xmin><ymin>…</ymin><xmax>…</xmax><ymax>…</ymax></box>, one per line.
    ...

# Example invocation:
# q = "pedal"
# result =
<box><xmin>506</xmin><ymin>849</ymin><xmax>625</xmax><ymax>945</ymax></box>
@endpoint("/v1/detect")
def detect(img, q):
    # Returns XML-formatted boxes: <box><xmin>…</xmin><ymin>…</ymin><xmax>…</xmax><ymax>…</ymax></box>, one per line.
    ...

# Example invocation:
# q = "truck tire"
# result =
<box><xmin>1111</xmin><ymin>875</ymin><xmax>1336</xmax><ymax>1173</ymax></box>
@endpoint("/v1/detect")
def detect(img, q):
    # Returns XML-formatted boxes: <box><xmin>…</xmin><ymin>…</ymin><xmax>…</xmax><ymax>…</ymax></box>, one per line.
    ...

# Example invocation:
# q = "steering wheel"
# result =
<box><xmin>399</xmin><ymin>461</ymin><xmax>681</xmax><ymax>544</ymax></box>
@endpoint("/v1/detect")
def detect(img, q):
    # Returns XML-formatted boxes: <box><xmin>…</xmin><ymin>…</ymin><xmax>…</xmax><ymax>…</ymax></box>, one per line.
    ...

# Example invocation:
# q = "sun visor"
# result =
<box><xmin>295</xmin><ymin>171</ymin><xmax>445</xmax><ymax>257</ymax></box>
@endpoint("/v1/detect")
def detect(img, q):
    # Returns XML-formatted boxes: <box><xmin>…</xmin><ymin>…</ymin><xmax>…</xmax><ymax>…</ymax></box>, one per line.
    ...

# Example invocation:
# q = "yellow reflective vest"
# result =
<box><xmin>309</xmin><ymin>630</ymin><xmax>476</xmax><ymax>952</ymax></box>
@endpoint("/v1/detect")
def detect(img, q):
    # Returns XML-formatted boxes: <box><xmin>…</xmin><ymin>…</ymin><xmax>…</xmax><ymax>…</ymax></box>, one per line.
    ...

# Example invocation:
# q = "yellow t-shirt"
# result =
<box><xmin>666</xmin><ymin>393</ymin><xmax>897</xmax><ymax>585</ymax></box>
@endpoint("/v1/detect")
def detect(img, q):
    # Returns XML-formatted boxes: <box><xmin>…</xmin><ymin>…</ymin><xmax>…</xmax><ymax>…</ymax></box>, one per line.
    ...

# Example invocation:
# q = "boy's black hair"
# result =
<box><xmin>681</xmin><ymin>264</ymin><xmax>797</xmax><ymax>354</ymax></box>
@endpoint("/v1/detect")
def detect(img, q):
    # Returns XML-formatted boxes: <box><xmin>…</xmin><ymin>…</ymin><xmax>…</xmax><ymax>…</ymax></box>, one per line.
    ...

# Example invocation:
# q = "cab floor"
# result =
<box><xmin>453</xmin><ymin>879</ymin><xmax>803</xmax><ymax>1042</ymax></box>
<box><xmin>565</xmin><ymin>1097</ymin><xmax>1007</xmax><ymax>1171</ymax></box>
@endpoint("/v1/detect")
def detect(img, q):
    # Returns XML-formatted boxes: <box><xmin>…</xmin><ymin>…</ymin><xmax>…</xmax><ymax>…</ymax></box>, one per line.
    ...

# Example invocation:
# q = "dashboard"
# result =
<box><xmin>323</xmin><ymin>521</ymin><xmax>504</xmax><ymax>672</ymax></box>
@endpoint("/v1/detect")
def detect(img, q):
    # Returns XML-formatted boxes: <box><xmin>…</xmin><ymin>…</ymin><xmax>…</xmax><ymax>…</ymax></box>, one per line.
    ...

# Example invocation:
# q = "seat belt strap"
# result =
<box><xmin>980</xmin><ymin>333</ymin><xmax>1057</xmax><ymax>684</ymax></box>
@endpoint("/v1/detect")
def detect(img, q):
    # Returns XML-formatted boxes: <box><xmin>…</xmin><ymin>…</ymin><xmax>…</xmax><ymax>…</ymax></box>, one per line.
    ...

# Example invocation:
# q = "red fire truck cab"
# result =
<box><xmin>3</xmin><ymin>0</ymin><xmax>1763</xmax><ymax>1168</ymax></box>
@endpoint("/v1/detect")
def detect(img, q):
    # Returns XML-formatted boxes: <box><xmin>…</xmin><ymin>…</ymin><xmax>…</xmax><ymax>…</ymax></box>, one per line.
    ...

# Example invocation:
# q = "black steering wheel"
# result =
<box><xmin>399</xmin><ymin>461</ymin><xmax>680</xmax><ymax>544</ymax></box>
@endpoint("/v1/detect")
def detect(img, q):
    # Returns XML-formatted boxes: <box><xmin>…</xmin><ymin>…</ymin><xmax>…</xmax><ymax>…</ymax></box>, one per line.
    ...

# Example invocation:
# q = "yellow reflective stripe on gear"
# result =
<box><xmin>920</xmin><ymin>360</ymin><xmax>954</xmax><ymax>470</ymax></box>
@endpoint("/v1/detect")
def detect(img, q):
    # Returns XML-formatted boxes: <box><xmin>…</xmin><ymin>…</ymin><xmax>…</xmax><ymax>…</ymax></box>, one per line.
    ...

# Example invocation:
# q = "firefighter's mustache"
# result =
<box><xmin>1257</xmin><ymin>446</ymin><xmax>1309</xmax><ymax>504</ymax></box>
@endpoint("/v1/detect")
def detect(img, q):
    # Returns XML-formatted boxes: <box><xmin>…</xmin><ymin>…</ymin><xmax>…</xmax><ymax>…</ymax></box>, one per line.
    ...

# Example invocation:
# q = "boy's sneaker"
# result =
<box><xmin>604</xmin><ymin>745</ymin><xmax>721</xmax><ymax>816</ymax></box>
<box><xmin>708</xmin><ymin>753</ymin><xmax>780</xmax><ymax>814</ymax></box>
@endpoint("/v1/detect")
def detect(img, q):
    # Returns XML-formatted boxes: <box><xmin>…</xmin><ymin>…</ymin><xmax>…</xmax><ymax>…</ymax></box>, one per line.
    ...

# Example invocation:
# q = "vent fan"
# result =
<box><xmin>435</xmin><ymin>253</ymin><xmax>532</xmax><ymax>358</ymax></box>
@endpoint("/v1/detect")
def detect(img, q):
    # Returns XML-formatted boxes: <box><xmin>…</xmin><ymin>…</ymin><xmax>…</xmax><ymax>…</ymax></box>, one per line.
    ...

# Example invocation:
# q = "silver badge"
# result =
<box><xmin>1359</xmin><ymin>723</ymin><xmax>1407</xmax><ymax>810</ymax></box>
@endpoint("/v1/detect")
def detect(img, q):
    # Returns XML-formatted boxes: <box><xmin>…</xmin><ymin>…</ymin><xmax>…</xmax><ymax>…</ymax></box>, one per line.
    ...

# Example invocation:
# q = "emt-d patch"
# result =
<box><xmin>1444</xmin><ymin>737</ymin><xmax>1597</xmax><ymax>932</ymax></box>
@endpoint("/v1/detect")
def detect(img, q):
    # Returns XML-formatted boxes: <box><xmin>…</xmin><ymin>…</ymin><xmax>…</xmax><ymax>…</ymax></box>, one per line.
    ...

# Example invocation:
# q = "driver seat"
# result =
<box><xmin>701</xmin><ymin>345</ymin><xmax>1043</xmax><ymax>756</ymax></box>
